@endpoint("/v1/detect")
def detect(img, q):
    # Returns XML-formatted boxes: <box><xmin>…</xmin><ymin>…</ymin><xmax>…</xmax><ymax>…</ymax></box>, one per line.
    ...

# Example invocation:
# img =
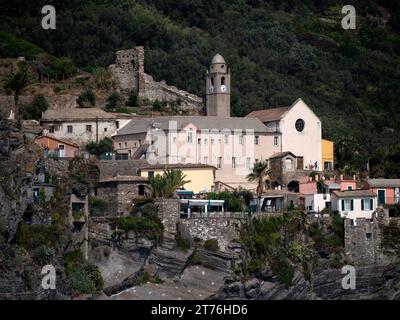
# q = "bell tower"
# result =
<box><xmin>206</xmin><ymin>54</ymin><xmax>230</xmax><ymax>117</ymax></box>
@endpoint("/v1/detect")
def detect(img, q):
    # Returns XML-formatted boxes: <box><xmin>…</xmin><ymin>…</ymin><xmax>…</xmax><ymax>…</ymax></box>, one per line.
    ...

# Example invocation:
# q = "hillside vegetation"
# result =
<box><xmin>1</xmin><ymin>0</ymin><xmax>400</xmax><ymax>177</ymax></box>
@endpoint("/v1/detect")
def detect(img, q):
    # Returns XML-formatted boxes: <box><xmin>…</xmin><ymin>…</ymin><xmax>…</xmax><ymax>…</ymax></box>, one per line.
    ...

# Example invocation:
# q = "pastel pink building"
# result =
<box><xmin>364</xmin><ymin>179</ymin><xmax>400</xmax><ymax>206</ymax></box>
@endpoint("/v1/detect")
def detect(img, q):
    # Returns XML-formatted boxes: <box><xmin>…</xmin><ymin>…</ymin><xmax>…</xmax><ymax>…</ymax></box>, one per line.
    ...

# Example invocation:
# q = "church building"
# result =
<box><xmin>112</xmin><ymin>53</ymin><xmax>327</xmax><ymax>192</ymax></box>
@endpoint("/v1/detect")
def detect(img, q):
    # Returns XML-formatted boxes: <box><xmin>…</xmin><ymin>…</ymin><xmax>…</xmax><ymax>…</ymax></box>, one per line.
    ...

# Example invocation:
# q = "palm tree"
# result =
<box><xmin>246</xmin><ymin>160</ymin><xmax>271</xmax><ymax>212</ymax></box>
<box><xmin>3</xmin><ymin>63</ymin><xmax>32</xmax><ymax>120</ymax></box>
<box><xmin>163</xmin><ymin>170</ymin><xmax>190</xmax><ymax>198</ymax></box>
<box><xmin>149</xmin><ymin>170</ymin><xmax>190</xmax><ymax>198</ymax></box>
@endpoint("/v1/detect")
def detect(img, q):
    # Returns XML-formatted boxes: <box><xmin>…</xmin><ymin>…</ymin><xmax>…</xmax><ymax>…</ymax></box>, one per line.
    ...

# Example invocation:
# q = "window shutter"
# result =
<box><xmin>350</xmin><ymin>200</ymin><xmax>354</xmax><ymax>211</ymax></box>
<box><xmin>341</xmin><ymin>200</ymin><xmax>345</xmax><ymax>211</ymax></box>
<box><xmin>361</xmin><ymin>199</ymin><xmax>364</xmax><ymax>211</ymax></box>
<box><xmin>370</xmin><ymin>199</ymin><xmax>373</xmax><ymax>210</ymax></box>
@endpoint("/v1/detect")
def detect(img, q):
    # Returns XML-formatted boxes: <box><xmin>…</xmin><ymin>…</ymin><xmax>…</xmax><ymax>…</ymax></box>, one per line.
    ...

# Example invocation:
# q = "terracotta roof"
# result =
<box><xmin>42</xmin><ymin>108</ymin><xmax>131</xmax><ymax>121</ymax></box>
<box><xmin>35</xmin><ymin>135</ymin><xmax>79</xmax><ymax>147</ymax></box>
<box><xmin>99</xmin><ymin>175</ymin><xmax>148</xmax><ymax>183</ymax></box>
<box><xmin>140</xmin><ymin>163</ymin><xmax>216</xmax><ymax>170</ymax></box>
<box><xmin>332</xmin><ymin>190</ymin><xmax>376</xmax><ymax>198</ymax></box>
<box><xmin>246</xmin><ymin>106</ymin><xmax>290</xmax><ymax>122</ymax></box>
<box><xmin>367</xmin><ymin>179</ymin><xmax>400</xmax><ymax>188</ymax></box>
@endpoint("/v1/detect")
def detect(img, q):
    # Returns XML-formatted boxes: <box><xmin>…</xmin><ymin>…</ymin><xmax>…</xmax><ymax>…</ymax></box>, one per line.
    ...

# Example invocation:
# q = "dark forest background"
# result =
<box><xmin>1</xmin><ymin>0</ymin><xmax>400</xmax><ymax>177</ymax></box>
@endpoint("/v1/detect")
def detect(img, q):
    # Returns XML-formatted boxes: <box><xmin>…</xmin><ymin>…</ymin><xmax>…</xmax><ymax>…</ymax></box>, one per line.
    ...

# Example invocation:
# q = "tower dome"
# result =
<box><xmin>211</xmin><ymin>53</ymin><xmax>226</xmax><ymax>64</ymax></box>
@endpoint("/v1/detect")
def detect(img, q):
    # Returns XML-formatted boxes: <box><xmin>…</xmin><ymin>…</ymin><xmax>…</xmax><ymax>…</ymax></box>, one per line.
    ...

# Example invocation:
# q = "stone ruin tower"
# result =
<box><xmin>108</xmin><ymin>46</ymin><xmax>204</xmax><ymax>114</ymax></box>
<box><xmin>108</xmin><ymin>47</ymin><xmax>145</xmax><ymax>96</ymax></box>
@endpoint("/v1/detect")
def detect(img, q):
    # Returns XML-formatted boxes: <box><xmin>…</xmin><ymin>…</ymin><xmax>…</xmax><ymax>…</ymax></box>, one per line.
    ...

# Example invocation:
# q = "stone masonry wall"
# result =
<box><xmin>344</xmin><ymin>217</ymin><xmax>382</xmax><ymax>266</ymax></box>
<box><xmin>154</xmin><ymin>198</ymin><xmax>180</xmax><ymax>234</ymax></box>
<box><xmin>109</xmin><ymin>47</ymin><xmax>203</xmax><ymax>114</ymax></box>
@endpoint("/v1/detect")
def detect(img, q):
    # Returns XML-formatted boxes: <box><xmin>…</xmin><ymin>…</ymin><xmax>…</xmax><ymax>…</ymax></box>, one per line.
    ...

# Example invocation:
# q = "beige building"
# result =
<box><xmin>140</xmin><ymin>163</ymin><xmax>216</xmax><ymax>193</ymax></box>
<box><xmin>247</xmin><ymin>98</ymin><xmax>322</xmax><ymax>171</ymax></box>
<box><xmin>113</xmin><ymin>115</ymin><xmax>280</xmax><ymax>190</ymax></box>
<box><xmin>41</xmin><ymin>108</ymin><xmax>131</xmax><ymax>146</ymax></box>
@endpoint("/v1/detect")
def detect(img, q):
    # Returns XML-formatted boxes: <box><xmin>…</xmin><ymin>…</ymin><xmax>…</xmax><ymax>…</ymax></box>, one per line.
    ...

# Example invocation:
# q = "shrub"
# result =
<box><xmin>91</xmin><ymin>67</ymin><xmax>112</xmax><ymax>89</ymax></box>
<box><xmin>77</xmin><ymin>90</ymin><xmax>96</xmax><ymax>107</ymax></box>
<box><xmin>112</xmin><ymin>214</ymin><xmax>164</xmax><ymax>242</ymax></box>
<box><xmin>270</xmin><ymin>248</ymin><xmax>294</xmax><ymax>288</ymax></box>
<box><xmin>64</xmin><ymin>250</ymin><xmax>103</xmax><ymax>293</ymax></box>
<box><xmin>22</xmin><ymin>94</ymin><xmax>48</xmax><ymax>120</ymax></box>
<box><xmin>90</xmin><ymin>197</ymin><xmax>108</xmax><ymax>216</ymax></box>
<box><xmin>175</xmin><ymin>233</ymin><xmax>191</xmax><ymax>251</ymax></box>
<box><xmin>33</xmin><ymin>245</ymin><xmax>54</xmax><ymax>265</ymax></box>
<box><xmin>247</xmin><ymin>259</ymin><xmax>264</xmax><ymax>274</ymax></box>
<box><xmin>204</xmin><ymin>239</ymin><xmax>219</xmax><ymax>251</ymax></box>
<box><xmin>152</xmin><ymin>99</ymin><xmax>162</xmax><ymax>111</ymax></box>
<box><xmin>126</xmin><ymin>90</ymin><xmax>138</xmax><ymax>107</ymax></box>
<box><xmin>106</xmin><ymin>92</ymin><xmax>122</xmax><ymax>110</ymax></box>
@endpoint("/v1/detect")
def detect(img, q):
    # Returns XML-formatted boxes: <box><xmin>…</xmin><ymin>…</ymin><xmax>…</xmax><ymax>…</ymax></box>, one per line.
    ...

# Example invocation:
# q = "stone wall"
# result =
<box><xmin>344</xmin><ymin>217</ymin><xmax>382</xmax><ymax>266</ymax></box>
<box><xmin>179</xmin><ymin>214</ymin><xmax>243</xmax><ymax>252</ymax></box>
<box><xmin>154</xmin><ymin>198</ymin><xmax>180</xmax><ymax>234</ymax></box>
<box><xmin>109</xmin><ymin>47</ymin><xmax>204</xmax><ymax>114</ymax></box>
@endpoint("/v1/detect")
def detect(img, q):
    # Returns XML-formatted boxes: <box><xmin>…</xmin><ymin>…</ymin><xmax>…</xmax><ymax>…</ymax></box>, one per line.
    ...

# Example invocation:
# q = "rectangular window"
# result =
<box><xmin>86</xmin><ymin>125</ymin><xmax>92</xmax><ymax>132</ymax></box>
<box><xmin>104</xmin><ymin>128</ymin><xmax>107</xmax><ymax>132</ymax></box>
<box><xmin>67</xmin><ymin>125</ymin><xmax>73</xmax><ymax>133</ymax></box>
<box><xmin>232</xmin><ymin>157</ymin><xmax>236</xmax><ymax>169</ymax></box>
<box><xmin>342</xmin><ymin>199</ymin><xmax>354</xmax><ymax>211</ymax></box>
<box><xmin>224</xmin><ymin>134</ymin><xmax>229</xmax><ymax>144</ymax></box>
<box><xmin>116</xmin><ymin>121</ymin><xmax>120</xmax><ymax>129</ymax></box>
<box><xmin>203</xmin><ymin>156</ymin><xmax>208</xmax><ymax>164</ymax></box>
<box><xmin>118</xmin><ymin>143</ymin><xmax>121</xmax><ymax>149</ymax></box>
<box><xmin>324</xmin><ymin>161</ymin><xmax>332</xmax><ymax>171</ymax></box>
<box><xmin>187</xmin><ymin>129</ymin><xmax>193</xmax><ymax>143</ymax></box>
<box><xmin>211</xmin><ymin>139</ymin><xmax>215</xmax><ymax>145</ymax></box>
<box><xmin>204</xmin><ymin>138</ymin><xmax>208</xmax><ymax>145</ymax></box>
<box><xmin>138</xmin><ymin>185</ymin><xmax>145</xmax><ymax>196</ymax></box>
<box><xmin>217</xmin><ymin>157</ymin><xmax>222</xmax><ymax>169</ymax></box>
<box><xmin>274</xmin><ymin>136</ymin><xmax>278</xmax><ymax>146</ymax></box>
<box><xmin>148</xmin><ymin>171</ymin><xmax>154</xmax><ymax>179</ymax></box>
<box><xmin>255</xmin><ymin>136</ymin><xmax>259</xmax><ymax>145</ymax></box>
<box><xmin>239</xmin><ymin>135</ymin><xmax>243</xmax><ymax>145</ymax></box>
<box><xmin>362</xmin><ymin>199</ymin><xmax>373</xmax><ymax>211</ymax></box>
<box><xmin>173</xmin><ymin>137</ymin><xmax>177</xmax><ymax>143</ymax></box>
<box><xmin>49</xmin><ymin>125</ymin><xmax>55</xmax><ymax>133</ymax></box>
<box><xmin>197</xmin><ymin>138</ymin><xmax>201</xmax><ymax>145</ymax></box>
<box><xmin>366</xmin><ymin>233</ymin><xmax>372</xmax><ymax>241</ymax></box>
<box><xmin>246</xmin><ymin>157</ymin><xmax>251</xmax><ymax>169</ymax></box>
<box><xmin>124</xmin><ymin>142</ymin><xmax>127</xmax><ymax>148</ymax></box>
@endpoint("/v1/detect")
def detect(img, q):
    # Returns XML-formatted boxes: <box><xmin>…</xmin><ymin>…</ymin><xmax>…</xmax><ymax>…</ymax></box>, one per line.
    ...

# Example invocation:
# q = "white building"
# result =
<box><xmin>41</xmin><ymin>108</ymin><xmax>131</xmax><ymax>146</ymax></box>
<box><xmin>247</xmin><ymin>98</ymin><xmax>322</xmax><ymax>171</ymax></box>
<box><xmin>331</xmin><ymin>190</ymin><xmax>377</xmax><ymax>221</ymax></box>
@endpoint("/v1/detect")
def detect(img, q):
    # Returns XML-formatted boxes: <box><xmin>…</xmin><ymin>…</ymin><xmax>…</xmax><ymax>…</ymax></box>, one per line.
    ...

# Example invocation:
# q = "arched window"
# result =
<box><xmin>285</xmin><ymin>157</ymin><xmax>293</xmax><ymax>169</ymax></box>
<box><xmin>211</xmin><ymin>77</ymin><xmax>214</xmax><ymax>86</ymax></box>
<box><xmin>221</xmin><ymin>77</ymin><xmax>225</xmax><ymax>85</ymax></box>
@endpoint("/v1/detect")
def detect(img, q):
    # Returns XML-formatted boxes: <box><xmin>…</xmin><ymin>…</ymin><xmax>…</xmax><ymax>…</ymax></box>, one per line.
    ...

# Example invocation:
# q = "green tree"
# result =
<box><xmin>106</xmin><ymin>92</ymin><xmax>122</xmax><ymax>110</ymax></box>
<box><xmin>77</xmin><ymin>90</ymin><xmax>96</xmax><ymax>107</ymax></box>
<box><xmin>22</xmin><ymin>94</ymin><xmax>48</xmax><ymax>120</ymax></box>
<box><xmin>3</xmin><ymin>62</ymin><xmax>32</xmax><ymax>120</ymax></box>
<box><xmin>85</xmin><ymin>137</ymin><xmax>113</xmax><ymax>157</ymax></box>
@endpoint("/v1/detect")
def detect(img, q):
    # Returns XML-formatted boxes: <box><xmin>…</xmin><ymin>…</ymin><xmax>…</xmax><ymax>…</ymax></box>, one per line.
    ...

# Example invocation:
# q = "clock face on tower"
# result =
<box><xmin>295</xmin><ymin>119</ymin><xmax>305</xmax><ymax>132</ymax></box>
